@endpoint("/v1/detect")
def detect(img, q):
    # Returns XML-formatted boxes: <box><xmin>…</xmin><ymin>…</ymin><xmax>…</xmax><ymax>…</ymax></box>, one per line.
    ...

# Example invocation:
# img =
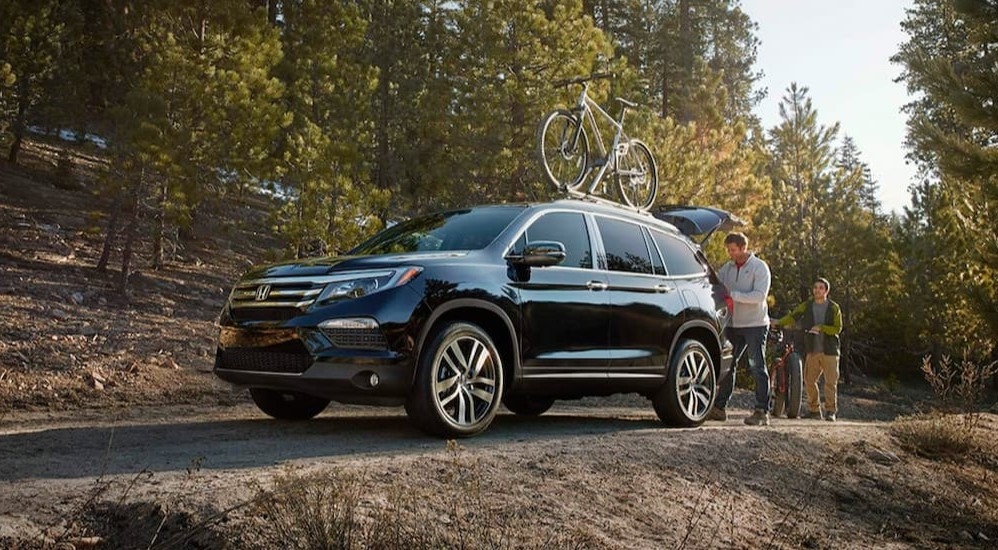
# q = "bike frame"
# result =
<box><xmin>568</xmin><ymin>79</ymin><xmax>630</xmax><ymax>195</ymax></box>
<box><xmin>771</xmin><ymin>339</ymin><xmax>795</xmax><ymax>396</ymax></box>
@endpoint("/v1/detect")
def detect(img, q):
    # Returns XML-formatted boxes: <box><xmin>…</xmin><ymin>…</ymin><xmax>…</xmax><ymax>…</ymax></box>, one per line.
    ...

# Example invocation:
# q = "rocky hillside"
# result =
<box><xmin>0</xmin><ymin>137</ymin><xmax>281</xmax><ymax>413</ymax></box>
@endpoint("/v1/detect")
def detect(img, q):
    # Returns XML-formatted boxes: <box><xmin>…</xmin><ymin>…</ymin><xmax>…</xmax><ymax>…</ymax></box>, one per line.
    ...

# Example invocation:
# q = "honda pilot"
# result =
<box><xmin>214</xmin><ymin>199</ymin><xmax>736</xmax><ymax>437</ymax></box>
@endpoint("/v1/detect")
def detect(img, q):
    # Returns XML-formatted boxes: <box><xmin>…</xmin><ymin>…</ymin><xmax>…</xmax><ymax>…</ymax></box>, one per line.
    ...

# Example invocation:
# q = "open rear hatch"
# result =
<box><xmin>652</xmin><ymin>205</ymin><xmax>744</xmax><ymax>246</ymax></box>
<box><xmin>653</xmin><ymin>205</ymin><xmax>745</xmax><ymax>345</ymax></box>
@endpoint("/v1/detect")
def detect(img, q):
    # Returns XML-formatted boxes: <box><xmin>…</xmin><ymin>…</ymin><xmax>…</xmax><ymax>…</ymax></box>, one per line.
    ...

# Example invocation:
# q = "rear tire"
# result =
<box><xmin>785</xmin><ymin>352</ymin><xmax>803</xmax><ymax>419</ymax></box>
<box><xmin>537</xmin><ymin>110</ymin><xmax>589</xmax><ymax>191</ymax></box>
<box><xmin>653</xmin><ymin>339</ymin><xmax>715</xmax><ymax>427</ymax></box>
<box><xmin>503</xmin><ymin>395</ymin><xmax>555</xmax><ymax>416</ymax></box>
<box><xmin>405</xmin><ymin>321</ymin><xmax>504</xmax><ymax>438</ymax></box>
<box><xmin>615</xmin><ymin>139</ymin><xmax>658</xmax><ymax>210</ymax></box>
<box><xmin>249</xmin><ymin>388</ymin><xmax>329</xmax><ymax>420</ymax></box>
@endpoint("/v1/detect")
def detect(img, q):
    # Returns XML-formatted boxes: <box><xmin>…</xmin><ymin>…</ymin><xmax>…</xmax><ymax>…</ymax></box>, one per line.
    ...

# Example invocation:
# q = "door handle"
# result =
<box><xmin>655</xmin><ymin>284</ymin><xmax>675</xmax><ymax>293</ymax></box>
<box><xmin>587</xmin><ymin>280</ymin><xmax>608</xmax><ymax>291</ymax></box>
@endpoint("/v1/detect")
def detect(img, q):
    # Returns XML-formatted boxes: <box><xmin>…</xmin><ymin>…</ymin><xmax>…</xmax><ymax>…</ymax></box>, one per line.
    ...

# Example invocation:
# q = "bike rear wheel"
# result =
<box><xmin>615</xmin><ymin>139</ymin><xmax>658</xmax><ymax>210</ymax></box>
<box><xmin>537</xmin><ymin>110</ymin><xmax>589</xmax><ymax>191</ymax></box>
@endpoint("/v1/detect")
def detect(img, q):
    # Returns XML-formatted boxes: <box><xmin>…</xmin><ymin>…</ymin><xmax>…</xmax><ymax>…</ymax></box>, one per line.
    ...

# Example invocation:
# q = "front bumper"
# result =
<box><xmin>214</xmin><ymin>325</ymin><xmax>415</xmax><ymax>406</ymax></box>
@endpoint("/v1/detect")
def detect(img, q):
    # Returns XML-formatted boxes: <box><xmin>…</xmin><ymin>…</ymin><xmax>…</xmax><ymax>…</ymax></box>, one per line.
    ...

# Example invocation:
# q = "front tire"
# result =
<box><xmin>503</xmin><ymin>395</ymin><xmax>555</xmax><ymax>416</ymax></box>
<box><xmin>405</xmin><ymin>322</ymin><xmax>504</xmax><ymax>438</ymax></box>
<box><xmin>537</xmin><ymin>110</ymin><xmax>590</xmax><ymax>191</ymax></box>
<box><xmin>784</xmin><ymin>353</ymin><xmax>803</xmax><ymax>419</ymax></box>
<box><xmin>653</xmin><ymin>339</ymin><xmax>716</xmax><ymax>427</ymax></box>
<box><xmin>772</xmin><ymin>389</ymin><xmax>787</xmax><ymax>417</ymax></box>
<box><xmin>249</xmin><ymin>388</ymin><xmax>330</xmax><ymax>420</ymax></box>
<box><xmin>615</xmin><ymin>139</ymin><xmax>658</xmax><ymax>210</ymax></box>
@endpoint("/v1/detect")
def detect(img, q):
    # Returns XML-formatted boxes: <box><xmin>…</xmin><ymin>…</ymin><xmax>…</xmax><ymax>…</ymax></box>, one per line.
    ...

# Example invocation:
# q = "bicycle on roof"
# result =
<box><xmin>536</xmin><ymin>73</ymin><xmax>659</xmax><ymax>211</ymax></box>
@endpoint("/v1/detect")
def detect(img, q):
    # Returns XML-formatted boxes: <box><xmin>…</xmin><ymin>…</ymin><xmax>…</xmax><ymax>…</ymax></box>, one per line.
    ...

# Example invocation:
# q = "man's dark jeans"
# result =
<box><xmin>714</xmin><ymin>325</ymin><xmax>770</xmax><ymax>412</ymax></box>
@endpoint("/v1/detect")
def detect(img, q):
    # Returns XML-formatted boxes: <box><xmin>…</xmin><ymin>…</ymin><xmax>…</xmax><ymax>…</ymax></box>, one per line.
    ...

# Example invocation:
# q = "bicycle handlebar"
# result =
<box><xmin>552</xmin><ymin>72</ymin><xmax>615</xmax><ymax>88</ymax></box>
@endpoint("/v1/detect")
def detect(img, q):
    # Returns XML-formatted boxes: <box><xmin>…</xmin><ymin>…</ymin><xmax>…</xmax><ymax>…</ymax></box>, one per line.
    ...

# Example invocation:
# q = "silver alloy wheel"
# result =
<box><xmin>432</xmin><ymin>334</ymin><xmax>500</xmax><ymax>428</ymax></box>
<box><xmin>675</xmin><ymin>346</ymin><xmax>715</xmax><ymax>418</ymax></box>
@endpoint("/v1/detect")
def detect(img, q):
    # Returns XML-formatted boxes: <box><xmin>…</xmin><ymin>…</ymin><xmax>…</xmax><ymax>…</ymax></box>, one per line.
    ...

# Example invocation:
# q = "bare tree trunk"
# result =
<box><xmin>661</xmin><ymin>69</ymin><xmax>669</xmax><ymax>119</ymax></box>
<box><xmin>150</xmin><ymin>179</ymin><xmax>166</xmax><ymax>269</ymax></box>
<box><xmin>96</xmin><ymin>190</ymin><xmax>124</xmax><ymax>272</ymax></box>
<box><xmin>841</xmin><ymin>285</ymin><xmax>852</xmax><ymax>385</ymax></box>
<box><xmin>677</xmin><ymin>0</ymin><xmax>693</xmax><ymax>123</ymax></box>
<box><xmin>118</xmin><ymin>168</ymin><xmax>144</xmax><ymax>293</ymax></box>
<box><xmin>7</xmin><ymin>82</ymin><xmax>28</xmax><ymax>164</ymax></box>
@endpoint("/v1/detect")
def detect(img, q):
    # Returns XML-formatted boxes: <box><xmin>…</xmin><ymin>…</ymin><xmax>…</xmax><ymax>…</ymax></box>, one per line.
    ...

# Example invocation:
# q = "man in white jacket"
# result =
<box><xmin>708</xmin><ymin>232</ymin><xmax>773</xmax><ymax>425</ymax></box>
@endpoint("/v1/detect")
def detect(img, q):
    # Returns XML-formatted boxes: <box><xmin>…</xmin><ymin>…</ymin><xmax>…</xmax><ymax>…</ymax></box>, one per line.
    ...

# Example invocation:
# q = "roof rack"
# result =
<box><xmin>563</xmin><ymin>188</ymin><xmax>652</xmax><ymax>215</ymax></box>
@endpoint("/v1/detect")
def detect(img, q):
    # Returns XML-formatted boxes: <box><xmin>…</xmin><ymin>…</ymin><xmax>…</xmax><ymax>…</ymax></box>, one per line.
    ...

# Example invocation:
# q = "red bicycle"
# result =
<box><xmin>768</xmin><ymin>327</ymin><xmax>803</xmax><ymax>418</ymax></box>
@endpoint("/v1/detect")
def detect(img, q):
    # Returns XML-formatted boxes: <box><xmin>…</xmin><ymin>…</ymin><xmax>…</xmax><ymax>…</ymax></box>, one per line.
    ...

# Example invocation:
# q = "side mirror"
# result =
<box><xmin>506</xmin><ymin>240</ymin><xmax>567</xmax><ymax>267</ymax></box>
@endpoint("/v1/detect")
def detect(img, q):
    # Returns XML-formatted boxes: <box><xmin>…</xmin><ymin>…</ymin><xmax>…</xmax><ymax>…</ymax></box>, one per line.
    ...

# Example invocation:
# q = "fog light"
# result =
<box><xmin>369</xmin><ymin>373</ymin><xmax>380</xmax><ymax>387</ymax></box>
<box><xmin>318</xmin><ymin>317</ymin><xmax>379</xmax><ymax>330</ymax></box>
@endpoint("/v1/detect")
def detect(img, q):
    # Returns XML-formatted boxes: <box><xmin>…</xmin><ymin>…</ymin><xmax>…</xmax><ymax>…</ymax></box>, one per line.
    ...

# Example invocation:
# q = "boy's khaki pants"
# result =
<box><xmin>804</xmin><ymin>353</ymin><xmax>839</xmax><ymax>414</ymax></box>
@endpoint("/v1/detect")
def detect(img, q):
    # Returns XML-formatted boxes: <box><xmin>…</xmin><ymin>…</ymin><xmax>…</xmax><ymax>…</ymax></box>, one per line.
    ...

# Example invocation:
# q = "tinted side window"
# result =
<box><xmin>596</xmin><ymin>217</ymin><xmax>653</xmax><ymax>274</ymax></box>
<box><xmin>524</xmin><ymin>212</ymin><xmax>593</xmax><ymax>269</ymax></box>
<box><xmin>650</xmin><ymin>230</ymin><xmax>706</xmax><ymax>276</ymax></box>
<box><xmin>648</xmin><ymin>228</ymin><xmax>667</xmax><ymax>275</ymax></box>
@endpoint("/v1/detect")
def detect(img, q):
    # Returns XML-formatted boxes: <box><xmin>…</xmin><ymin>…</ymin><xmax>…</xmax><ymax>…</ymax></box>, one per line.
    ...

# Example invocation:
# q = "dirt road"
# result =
<box><xmin>1</xmin><ymin>393</ymin><xmax>995</xmax><ymax>549</ymax></box>
<box><xmin>0</xmin><ymin>397</ymin><xmax>976</xmax><ymax>548</ymax></box>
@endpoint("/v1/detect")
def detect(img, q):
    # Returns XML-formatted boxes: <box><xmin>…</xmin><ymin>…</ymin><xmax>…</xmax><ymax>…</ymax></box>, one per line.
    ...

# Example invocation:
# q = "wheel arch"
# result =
<box><xmin>670</xmin><ymin>320</ymin><xmax>722</xmax><ymax>374</ymax></box>
<box><xmin>413</xmin><ymin>299</ymin><xmax>520</xmax><ymax>386</ymax></box>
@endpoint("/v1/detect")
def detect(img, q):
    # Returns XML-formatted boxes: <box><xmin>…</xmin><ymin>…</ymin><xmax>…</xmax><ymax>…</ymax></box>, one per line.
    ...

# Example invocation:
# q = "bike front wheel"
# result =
<box><xmin>784</xmin><ymin>352</ymin><xmax>803</xmax><ymax>419</ymax></box>
<box><xmin>615</xmin><ymin>139</ymin><xmax>658</xmax><ymax>210</ymax></box>
<box><xmin>537</xmin><ymin>110</ymin><xmax>589</xmax><ymax>191</ymax></box>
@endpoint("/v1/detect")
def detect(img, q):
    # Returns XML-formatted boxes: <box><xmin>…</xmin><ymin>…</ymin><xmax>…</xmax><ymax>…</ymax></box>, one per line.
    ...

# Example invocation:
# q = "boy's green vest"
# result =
<box><xmin>801</xmin><ymin>301</ymin><xmax>841</xmax><ymax>356</ymax></box>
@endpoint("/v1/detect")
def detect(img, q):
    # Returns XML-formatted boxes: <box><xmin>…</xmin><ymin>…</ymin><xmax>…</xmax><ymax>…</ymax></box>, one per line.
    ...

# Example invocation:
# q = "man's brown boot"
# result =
<box><xmin>706</xmin><ymin>407</ymin><xmax>727</xmax><ymax>421</ymax></box>
<box><xmin>743</xmin><ymin>409</ymin><xmax>770</xmax><ymax>426</ymax></box>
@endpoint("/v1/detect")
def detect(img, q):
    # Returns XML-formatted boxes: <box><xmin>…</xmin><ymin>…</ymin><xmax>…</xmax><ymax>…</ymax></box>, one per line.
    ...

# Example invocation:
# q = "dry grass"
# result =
<box><xmin>891</xmin><ymin>413</ymin><xmax>998</xmax><ymax>464</ymax></box>
<box><xmin>891</xmin><ymin>354</ymin><xmax>998</xmax><ymax>464</ymax></box>
<box><xmin>249</xmin><ymin>442</ymin><xmax>597</xmax><ymax>550</ymax></box>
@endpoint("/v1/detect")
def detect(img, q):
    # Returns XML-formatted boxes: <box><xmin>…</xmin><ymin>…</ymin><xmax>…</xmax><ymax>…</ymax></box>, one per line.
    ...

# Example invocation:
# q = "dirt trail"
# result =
<box><xmin>5</xmin><ymin>393</ymin><xmax>994</xmax><ymax>549</ymax></box>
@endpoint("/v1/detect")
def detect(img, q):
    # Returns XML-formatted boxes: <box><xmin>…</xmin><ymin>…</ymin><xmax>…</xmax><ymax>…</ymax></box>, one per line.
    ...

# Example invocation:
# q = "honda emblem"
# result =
<box><xmin>255</xmin><ymin>284</ymin><xmax>272</xmax><ymax>301</ymax></box>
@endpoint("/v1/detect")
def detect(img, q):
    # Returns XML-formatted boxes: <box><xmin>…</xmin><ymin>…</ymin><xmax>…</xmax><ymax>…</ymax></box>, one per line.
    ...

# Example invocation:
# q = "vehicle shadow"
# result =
<box><xmin>0</xmin><ymin>411</ymin><xmax>664</xmax><ymax>481</ymax></box>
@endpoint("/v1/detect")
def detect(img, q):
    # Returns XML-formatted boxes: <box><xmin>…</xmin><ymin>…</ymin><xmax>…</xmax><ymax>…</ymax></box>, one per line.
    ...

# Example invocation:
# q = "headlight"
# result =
<box><xmin>314</xmin><ymin>267</ymin><xmax>422</xmax><ymax>305</ymax></box>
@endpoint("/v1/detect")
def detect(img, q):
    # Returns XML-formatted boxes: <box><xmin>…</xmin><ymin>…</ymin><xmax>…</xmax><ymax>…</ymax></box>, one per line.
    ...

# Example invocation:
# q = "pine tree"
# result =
<box><xmin>893</xmin><ymin>0</ymin><xmax>998</xmax><ymax>358</ymax></box>
<box><xmin>763</xmin><ymin>84</ymin><xmax>905</xmax><ymax>374</ymax></box>
<box><xmin>580</xmin><ymin>0</ymin><xmax>768</xmax><ymax>233</ymax></box>
<box><xmin>826</xmin><ymin>136</ymin><xmax>904</xmax><ymax>378</ymax></box>
<box><xmin>273</xmin><ymin>0</ymin><xmax>385</xmax><ymax>258</ymax></box>
<box><xmin>762</xmin><ymin>83</ymin><xmax>840</xmax><ymax>304</ymax></box>
<box><xmin>360</xmin><ymin>1</ymin><xmax>457</xmax><ymax>218</ymax></box>
<box><xmin>94</xmin><ymin>1</ymin><xmax>286</xmax><ymax>288</ymax></box>
<box><xmin>450</xmin><ymin>0</ymin><xmax>614</xmax><ymax>205</ymax></box>
<box><xmin>597</xmin><ymin>0</ymin><xmax>762</xmax><ymax>124</ymax></box>
<box><xmin>0</xmin><ymin>0</ymin><xmax>73</xmax><ymax>163</ymax></box>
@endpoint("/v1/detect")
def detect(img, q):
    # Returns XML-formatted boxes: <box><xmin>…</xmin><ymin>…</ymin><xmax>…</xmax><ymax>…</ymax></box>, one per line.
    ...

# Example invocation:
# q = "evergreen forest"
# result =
<box><xmin>2</xmin><ymin>0</ymin><xmax>996</xmax><ymax>380</ymax></box>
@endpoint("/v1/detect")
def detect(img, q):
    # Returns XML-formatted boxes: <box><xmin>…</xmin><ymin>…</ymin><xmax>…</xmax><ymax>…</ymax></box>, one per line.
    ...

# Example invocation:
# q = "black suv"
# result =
<box><xmin>214</xmin><ymin>199</ymin><xmax>735</xmax><ymax>437</ymax></box>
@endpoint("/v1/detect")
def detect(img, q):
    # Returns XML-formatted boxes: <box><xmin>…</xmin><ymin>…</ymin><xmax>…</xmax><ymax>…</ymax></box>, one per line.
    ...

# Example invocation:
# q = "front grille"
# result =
<box><xmin>321</xmin><ymin>327</ymin><xmax>388</xmax><ymax>350</ymax></box>
<box><xmin>230</xmin><ymin>307</ymin><xmax>302</xmax><ymax>323</ymax></box>
<box><xmin>216</xmin><ymin>347</ymin><xmax>312</xmax><ymax>374</ymax></box>
<box><xmin>229</xmin><ymin>278</ymin><xmax>326</xmax><ymax>311</ymax></box>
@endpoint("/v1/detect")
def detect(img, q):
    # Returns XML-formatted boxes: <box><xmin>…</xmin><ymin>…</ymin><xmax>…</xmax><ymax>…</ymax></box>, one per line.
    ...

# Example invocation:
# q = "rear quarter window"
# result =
<box><xmin>650</xmin><ymin>230</ymin><xmax>706</xmax><ymax>276</ymax></box>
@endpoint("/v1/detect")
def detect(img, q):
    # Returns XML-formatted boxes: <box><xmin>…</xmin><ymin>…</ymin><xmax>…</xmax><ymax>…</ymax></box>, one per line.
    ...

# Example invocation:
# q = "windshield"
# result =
<box><xmin>350</xmin><ymin>206</ymin><xmax>526</xmax><ymax>255</ymax></box>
